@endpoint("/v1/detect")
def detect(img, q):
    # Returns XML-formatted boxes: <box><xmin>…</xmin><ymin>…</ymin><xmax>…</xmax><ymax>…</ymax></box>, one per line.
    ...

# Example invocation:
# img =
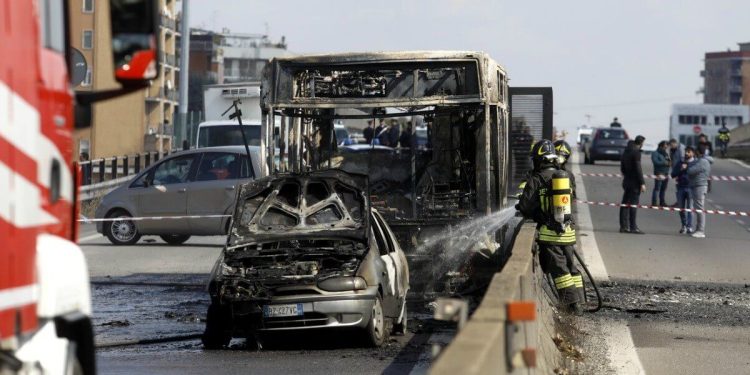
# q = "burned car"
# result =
<box><xmin>203</xmin><ymin>170</ymin><xmax>409</xmax><ymax>348</ymax></box>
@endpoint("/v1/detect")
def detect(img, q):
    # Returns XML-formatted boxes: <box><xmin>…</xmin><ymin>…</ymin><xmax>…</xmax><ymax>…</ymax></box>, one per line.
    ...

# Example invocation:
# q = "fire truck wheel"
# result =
<box><xmin>159</xmin><ymin>235</ymin><xmax>191</xmax><ymax>245</ymax></box>
<box><xmin>104</xmin><ymin>210</ymin><xmax>141</xmax><ymax>245</ymax></box>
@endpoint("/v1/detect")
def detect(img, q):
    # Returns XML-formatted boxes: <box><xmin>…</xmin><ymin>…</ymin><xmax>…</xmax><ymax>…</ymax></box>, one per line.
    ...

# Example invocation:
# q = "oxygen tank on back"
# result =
<box><xmin>551</xmin><ymin>170</ymin><xmax>572</xmax><ymax>230</ymax></box>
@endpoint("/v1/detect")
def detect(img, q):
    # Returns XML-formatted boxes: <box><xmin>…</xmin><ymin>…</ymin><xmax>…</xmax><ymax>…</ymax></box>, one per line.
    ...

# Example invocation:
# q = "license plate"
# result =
<box><xmin>605</xmin><ymin>150</ymin><xmax>619</xmax><ymax>154</ymax></box>
<box><xmin>263</xmin><ymin>303</ymin><xmax>303</xmax><ymax>318</ymax></box>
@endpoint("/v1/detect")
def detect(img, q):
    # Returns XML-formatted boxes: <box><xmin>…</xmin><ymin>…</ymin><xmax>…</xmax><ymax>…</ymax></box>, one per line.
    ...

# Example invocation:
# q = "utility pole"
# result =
<box><xmin>177</xmin><ymin>0</ymin><xmax>190</xmax><ymax>147</ymax></box>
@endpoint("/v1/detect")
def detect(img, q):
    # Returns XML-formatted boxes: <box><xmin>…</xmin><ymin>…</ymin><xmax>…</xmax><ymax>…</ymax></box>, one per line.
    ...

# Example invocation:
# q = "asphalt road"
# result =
<box><xmin>576</xmin><ymin>153</ymin><xmax>750</xmax><ymax>374</ymax></box>
<box><xmin>78</xmin><ymin>226</ymin><xmax>452</xmax><ymax>375</ymax></box>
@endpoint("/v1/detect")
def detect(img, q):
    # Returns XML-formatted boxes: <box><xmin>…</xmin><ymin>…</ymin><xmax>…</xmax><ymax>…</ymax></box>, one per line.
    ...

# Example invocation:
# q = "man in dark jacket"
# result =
<box><xmin>671</xmin><ymin>147</ymin><xmax>692</xmax><ymax>234</ymax></box>
<box><xmin>619</xmin><ymin>135</ymin><xmax>646</xmax><ymax>234</ymax></box>
<box><xmin>363</xmin><ymin>120</ymin><xmax>374</xmax><ymax>144</ymax></box>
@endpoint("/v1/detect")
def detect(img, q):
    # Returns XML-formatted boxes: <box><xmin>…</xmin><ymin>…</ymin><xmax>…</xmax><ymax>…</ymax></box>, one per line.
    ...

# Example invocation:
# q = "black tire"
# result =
<box><xmin>364</xmin><ymin>296</ymin><xmax>388</xmax><ymax>347</ymax></box>
<box><xmin>159</xmin><ymin>234</ymin><xmax>191</xmax><ymax>245</ymax></box>
<box><xmin>202</xmin><ymin>303</ymin><xmax>232</xmax><ymax>350</ymax></box>
<box><xmin>589</xmin><ymin>155</ymin><xmax>596</xmax><ymax>165</ymax></box>
<box><xmin>104</xmin><ymin>210</ymin><xmax>141</xmax><ymax>245</ymax></box>
<box><xmin>392</xmin><ymin>300</ymin><xmax>407</xmax><ymax>336</ymax></box>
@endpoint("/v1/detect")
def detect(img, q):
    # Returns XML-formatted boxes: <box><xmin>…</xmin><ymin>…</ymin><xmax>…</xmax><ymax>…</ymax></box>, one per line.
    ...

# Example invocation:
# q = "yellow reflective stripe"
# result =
<box><xmin>571</xmin><ymin>275</ymin><xmax>583</xmax><ymax>288</ymax></box>
<box><xmin>554</xmin><ymin>274</ymin><xmax>573</xmax><ymax>289</ymax></box>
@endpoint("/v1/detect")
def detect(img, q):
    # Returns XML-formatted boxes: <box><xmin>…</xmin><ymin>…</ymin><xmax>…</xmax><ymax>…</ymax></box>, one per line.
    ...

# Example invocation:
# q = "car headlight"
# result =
<box><xmin>317</xmin><ymin>276</ymin><xmax>367</xmax><ymax>292</ymax></box>
<box><xmin>220</xmin><ymin>263</ymin><xmax>241</xmax><ymax>276</ymax></box>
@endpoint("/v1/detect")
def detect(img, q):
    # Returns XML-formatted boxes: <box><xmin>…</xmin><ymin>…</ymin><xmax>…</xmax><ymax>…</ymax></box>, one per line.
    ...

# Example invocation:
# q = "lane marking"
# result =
<box><xmin>727</xmin><ymin>158</ymin><xmax>750</xmax><ymax>169</ymax></box>
<box><xmin>78</xmin><ymin>233</ymin><xmax>103</xmax><ymax>243</ymax></box>
<box><xmin>570</xmin><ymin>157</ymin><xmax>608</xmax><ymax>281</ymax></box>
<box><xmin>572</xmin><ymin>152</ymin><xmax>647</xmax><ymax>375</ymax></box>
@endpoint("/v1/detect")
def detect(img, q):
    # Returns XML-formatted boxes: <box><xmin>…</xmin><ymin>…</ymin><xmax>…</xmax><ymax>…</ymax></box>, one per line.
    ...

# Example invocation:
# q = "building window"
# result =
<box><xmin>82</xmin><ymin>30</ymin><xmax>93</xmax><ymax>49</ymax></box>
<box><xmin>81</xmin><ymin>68</ymin><xmax>92</xmax><ymax>86</ymax></box>
<box><xmin>40</xmin><ymin>0</ymin><xmax>65</xmax><ymax>52</ymax></box>
<box><xmin>82</xmin><ymin>0</ymin><xmax>93</xmax><ymax>12</ymax></box>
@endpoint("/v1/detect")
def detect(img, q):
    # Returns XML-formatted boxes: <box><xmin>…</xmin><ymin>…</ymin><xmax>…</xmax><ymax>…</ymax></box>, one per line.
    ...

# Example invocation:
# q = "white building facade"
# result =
<box><xmin>670</xmin><ymin>103</ymin><xmax>750</xmax><ymax>147</ymax></box>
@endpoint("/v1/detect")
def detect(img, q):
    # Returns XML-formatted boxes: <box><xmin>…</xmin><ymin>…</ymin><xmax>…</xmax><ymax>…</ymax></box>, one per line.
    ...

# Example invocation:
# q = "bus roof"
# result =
<box><xmin>261</xmin><ymin>50</ymin><xmax>507</xmax><ymax>110</ymax></box>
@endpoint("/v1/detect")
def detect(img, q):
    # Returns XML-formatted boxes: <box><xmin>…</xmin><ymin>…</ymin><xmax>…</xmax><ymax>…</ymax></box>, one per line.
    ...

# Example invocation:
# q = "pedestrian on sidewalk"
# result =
<box><xmin>670</xmin><ymin>147</ymin><xmax>692</xmax><ymax>234</ymax></box>
<box><xmin>684</xmin><ymin>146</ymin><xmax>712</xmax><ymax>238</ymax></box>
<box><xmin>651</xmin><ymin>141</ymin><xmax>670</xmax><ymax>206</ymax></box>
<box><xmin>619</xmin><ymin>135</ymin><xmax>646</xmax><ymax>234</ymax></box>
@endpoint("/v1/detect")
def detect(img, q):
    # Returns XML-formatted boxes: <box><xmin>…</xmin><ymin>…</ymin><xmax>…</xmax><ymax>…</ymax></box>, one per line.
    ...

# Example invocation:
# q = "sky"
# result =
<box><xmin>189</xmin><ymin>0</ymin><xmax>750</xmax><ymax>144</ymax></box>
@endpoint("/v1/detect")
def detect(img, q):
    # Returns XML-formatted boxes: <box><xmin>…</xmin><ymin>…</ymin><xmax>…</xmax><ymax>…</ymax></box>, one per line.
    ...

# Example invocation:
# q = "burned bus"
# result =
<box><xmin>256</xmin><ymin>51</ymin><xmax>551</xmax><ymax>294</ymax></box>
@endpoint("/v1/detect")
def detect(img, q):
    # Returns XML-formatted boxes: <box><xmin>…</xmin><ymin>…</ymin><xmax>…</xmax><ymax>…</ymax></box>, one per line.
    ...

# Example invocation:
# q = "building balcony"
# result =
<box><xmin>731</xmin><ymin>68</ymin><xmax>743</xmax><ymax>77</ymax></box>
<box><xmin>145</xmin><ymin>88</ymin><xmax>179</xmax><ymax>103</ymax></box>
<box><xmin>159</xmin><ymin>52</ymin><xmax>177</xmax><ymax>67</ymax></box>
<box><xmin>161</xmin><ymin>15</ymin><xmax>176</xmax><ymax>30</ymax></box>
<box><xmin>729</xmin><ymin>83</ymin><xmax>742</xmax><ymax>93</ymax></box>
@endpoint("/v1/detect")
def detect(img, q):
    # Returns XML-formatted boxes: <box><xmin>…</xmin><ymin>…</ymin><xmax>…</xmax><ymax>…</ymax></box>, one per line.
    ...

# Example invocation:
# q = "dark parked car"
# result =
<box><xmin>95</xmin><ymin>146</ymin><xmax>260</xmax><ymax>245</ymax></box>
<box><xmin>584</xmin><ymin>127</ymin><xmax>630</xmax><ymax>164</ymax></box>
<box><xmin>203</xmin><ymin>170</ymin><xmax>409</xmax><ymax>348</ymax></box>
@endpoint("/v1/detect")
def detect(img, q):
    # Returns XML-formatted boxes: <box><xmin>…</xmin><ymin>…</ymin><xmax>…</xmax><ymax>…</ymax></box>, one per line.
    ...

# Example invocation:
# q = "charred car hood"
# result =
<box><xmin>228</xmin><ymin>169</ymin><xmax>370</xmax><ymax>247</ymax></box>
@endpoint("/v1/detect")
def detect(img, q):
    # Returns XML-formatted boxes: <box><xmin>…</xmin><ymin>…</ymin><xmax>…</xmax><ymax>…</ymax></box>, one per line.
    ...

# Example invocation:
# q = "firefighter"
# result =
<box><xmin>717</xmin><ymin>124</ymin><xmax>731</xmax><ymax>158</ymax></box>
<box><xmin>516</xmin><ymin>140</ymin><xmax>584</xmax><ymax>314</ymax></box>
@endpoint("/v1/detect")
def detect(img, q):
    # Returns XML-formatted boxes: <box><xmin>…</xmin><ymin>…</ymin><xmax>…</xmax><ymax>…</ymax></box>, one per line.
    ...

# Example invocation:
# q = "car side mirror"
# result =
<box><xmin>110</xmin><ymin>0</ymin><xmax>160</xmax><ymax>85</ymax></box>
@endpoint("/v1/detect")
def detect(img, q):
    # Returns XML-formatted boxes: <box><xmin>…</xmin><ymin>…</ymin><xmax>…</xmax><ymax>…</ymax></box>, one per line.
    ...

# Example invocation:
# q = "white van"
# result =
<box><xmin>196</xmin><ymin>120</ymin><xmax>263</xmax><ymax>148</ymax></box>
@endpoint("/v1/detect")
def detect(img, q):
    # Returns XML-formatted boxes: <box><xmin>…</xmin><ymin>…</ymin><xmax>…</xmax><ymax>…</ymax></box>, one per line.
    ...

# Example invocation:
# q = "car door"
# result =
<box><xmin>137</xmin><ymin>153</ymin><xmax>198</xmax><ymax>234</ymax></box>
<box><xmin>371</xmin><ymin>211</ymin><xmax>400</xmax><ymax>316</ymax></box>
<box><xmin>373</xmin><ymin>211</ymin><xmax>409</xmax><ymax>301</ymax></box>
<box><xmin>187</xmin><ymin>152</ymin><xmax>254</xmax><ymax>235</ymax></box>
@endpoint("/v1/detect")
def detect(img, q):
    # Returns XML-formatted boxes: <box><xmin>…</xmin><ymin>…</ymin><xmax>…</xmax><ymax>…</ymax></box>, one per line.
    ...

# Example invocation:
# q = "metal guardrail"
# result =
<box><xmin>77</xmin><ymin>151</ymin><xmax>170</xmax><ymax>187</ymax></box>
<box><xmin>430</xmin><ymin>223</ymin><xmax>561</xmax><ymax>374</ymax></box>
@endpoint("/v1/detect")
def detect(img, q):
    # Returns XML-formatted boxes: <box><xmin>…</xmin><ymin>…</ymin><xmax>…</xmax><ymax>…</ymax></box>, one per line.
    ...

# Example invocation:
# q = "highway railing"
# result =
<box><xmin>430</xmin><ymin>223</ymin><xmax>562</xmax><ymax>374</ymax></box>
<box><xmin>77</xmin><ymin>151</ymin><xmax>171</xmax><ymax>201</ymax></box>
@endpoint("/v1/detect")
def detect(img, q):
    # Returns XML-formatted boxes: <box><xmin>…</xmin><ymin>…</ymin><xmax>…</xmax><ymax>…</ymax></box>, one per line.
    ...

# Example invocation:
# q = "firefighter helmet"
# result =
<box><xmin>554</xmin><ymin>140</ymin><xmax>572</xmax><ymax>164</ymax></box>
<box><xmin>531</xmin><ymin>140</ymin><xmax>557</xmax><ymax>169</ymax></box>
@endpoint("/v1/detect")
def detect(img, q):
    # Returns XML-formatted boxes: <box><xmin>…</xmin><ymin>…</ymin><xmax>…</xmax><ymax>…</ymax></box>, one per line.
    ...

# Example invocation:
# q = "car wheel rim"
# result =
<box><xmin>372</xmin><ymin>299</ymin><xmax>384</xmax><ymax>340</ymax></box>
<box><xmin>112</xmin><ymin>216</ymin><xmax>136</xmax><ymax>242</ymax></box>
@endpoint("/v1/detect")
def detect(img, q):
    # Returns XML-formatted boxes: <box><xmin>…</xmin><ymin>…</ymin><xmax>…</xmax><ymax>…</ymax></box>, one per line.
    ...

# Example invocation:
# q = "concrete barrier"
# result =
<box><xmin>430</xmin><ymin>223</ymin><xmax>561</xmax><ymax>374</ymax></box>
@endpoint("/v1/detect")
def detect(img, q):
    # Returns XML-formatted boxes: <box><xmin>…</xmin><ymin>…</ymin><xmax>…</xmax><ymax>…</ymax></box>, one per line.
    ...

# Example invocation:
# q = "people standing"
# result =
<box><xmin>363</xmin><ymin>120</ymin><xmax>374</xmax><ymax>144</ymax></box>
<box><xmin>619</xmin><ymin>135</ymin><xmax>646</xmax><ymax>234</ymax></box>
<box><xmin>388</xmin><ymin>120</ymin><xmax>400</xmax><ymax>147</ymax></box>
<box><xmin>696</xmin><ymin>133</ymin><xmax>713</xmax><ymax>193</ymax></box>
<box><xmin>717</xmin><ymin>124</ymin><xmax>731</xmax><ymax>158</ymax></box>
<box><xmin>516</xmin><ymin>140</ymin><xmax>583</xmax><ymax>314</ymax></box>
<box><xmin>651</xmin><ymin>141</ymin><xmax>670</xmax><ymax>206</ymax></box>
<box><xmin>670</xmin><ymin>147</ymin><xmax>692</xmax><ymax>234</ymax></box>
<box><xmin>374</xmin><ymin>119</ymin><xmax>385</xmax><ymax>144</ymax></box>
<box><xmin>685</xmin><ymin>147</ymin><xmax>712</xmax><ymax>238</ymax></box>
<box><xmin>399</xmin><ymin>124</ymin><xmax>413</xmax><ymax>149</ymax></box>
<box><xmin>610</xmin><ymin>117</ymin><xmax>622</xmax><ymax>128</ymax></box>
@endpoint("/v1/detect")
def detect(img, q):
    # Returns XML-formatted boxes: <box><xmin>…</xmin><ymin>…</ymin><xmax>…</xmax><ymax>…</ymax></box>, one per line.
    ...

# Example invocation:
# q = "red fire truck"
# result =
<box><xmin>1</xmin><ymin>1</ymin><xmax>158</xmax><ymax>373</ymax></box>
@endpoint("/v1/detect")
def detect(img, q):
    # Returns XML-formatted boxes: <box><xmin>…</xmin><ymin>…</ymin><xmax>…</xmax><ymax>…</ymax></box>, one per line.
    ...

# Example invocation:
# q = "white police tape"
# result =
<box><xmin>78</xmin><ymin>214</ymin><xmax>231</xmax><ymax>223</ymax></box>
<box><xmin>575</xmin><ymin>199</ymin><xmax>749</xmax><ymax>217</ymax></box>
<box><xmin>577</xmin><ymin>172</ymin><xmax>749</xmax><ymax>181</ymax></box>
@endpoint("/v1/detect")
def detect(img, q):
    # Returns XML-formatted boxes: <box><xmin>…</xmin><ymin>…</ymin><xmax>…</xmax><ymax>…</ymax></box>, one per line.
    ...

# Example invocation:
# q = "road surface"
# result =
<box><xmin>575</xmin><ymin>153</ymin><xmax>750</xmax><ymax>374</ymax></box>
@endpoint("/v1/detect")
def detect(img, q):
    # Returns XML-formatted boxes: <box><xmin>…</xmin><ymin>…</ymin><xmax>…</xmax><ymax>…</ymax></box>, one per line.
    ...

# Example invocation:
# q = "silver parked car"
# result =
<box><xmin>203</xmin><ymin>170</ymin><xmax>409</xmax><ymax>348</ymax></box>
<box><xmin>95</xmin><ymin>146</ymin><xmax>261</xmax><ymax>245</ymax></box>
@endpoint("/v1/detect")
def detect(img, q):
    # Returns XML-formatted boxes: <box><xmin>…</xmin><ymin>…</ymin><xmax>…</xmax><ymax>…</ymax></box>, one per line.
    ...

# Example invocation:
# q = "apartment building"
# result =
<box><xmin>187</xmin><ymin>28</ymin><xmax>290</xmax><ymax>117</ymax></box>
<box><xmin>701</xmin><ymin>42</ymin><xmax>750</xmax><ymax>106</ymax></box>
<box><xmin>70</xmin><ymin>0</ymin><xmax>180</xmax><ymax>159</ymax></box>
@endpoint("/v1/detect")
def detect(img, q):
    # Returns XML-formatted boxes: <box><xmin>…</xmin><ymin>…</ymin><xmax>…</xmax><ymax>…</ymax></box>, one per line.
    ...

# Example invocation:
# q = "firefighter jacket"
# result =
<box><xmin>718</xmin><ymin>127</ymin><xmax>731</xmax><ymax>143</ymax></box>
<box><xmin>516</xmin><ymin>166</ymin><xmax>577</xmax><ymax>245</ymax></box>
